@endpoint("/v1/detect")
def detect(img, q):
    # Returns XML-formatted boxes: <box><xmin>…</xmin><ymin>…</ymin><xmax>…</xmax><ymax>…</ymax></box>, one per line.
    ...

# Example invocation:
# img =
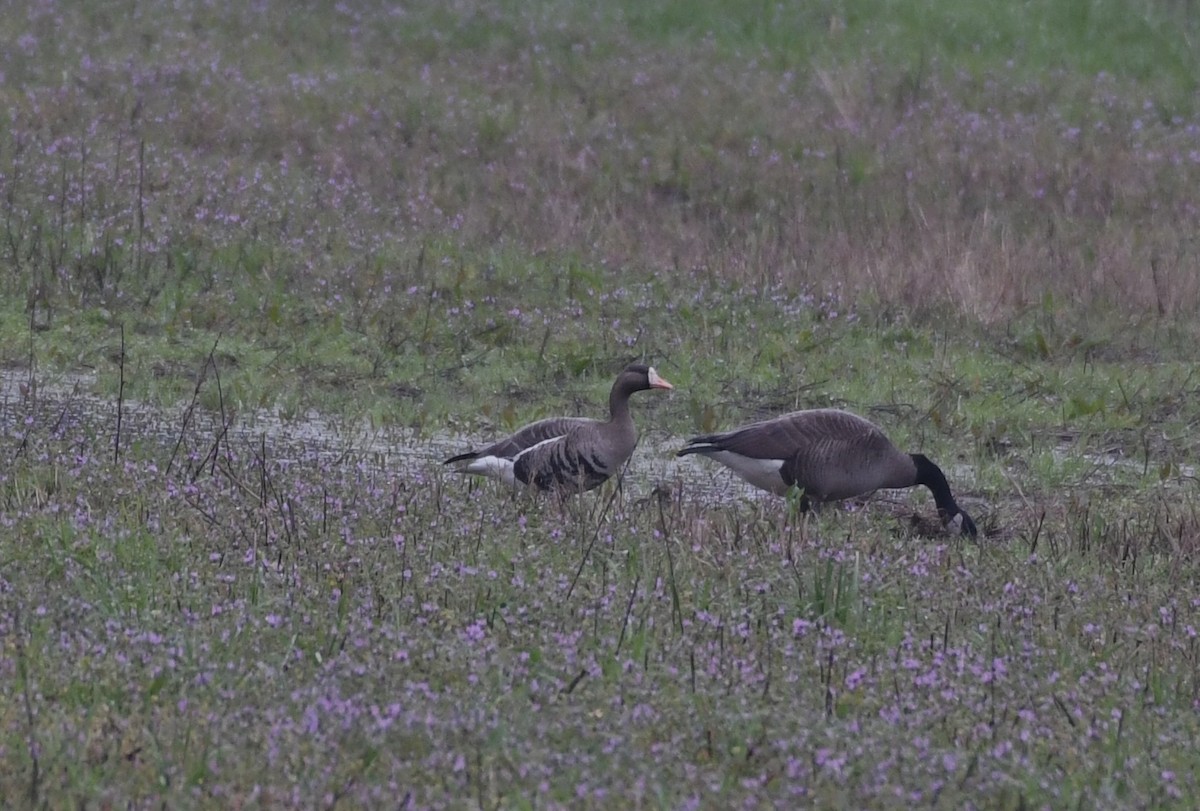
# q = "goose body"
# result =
<box><xmin>445</xmin><ymin>364</ymin><xmax>673</xmax><ymax>494</ymax></box>
<box><xmin>677</xmin><ymin>408</ymin><xmax>977</xmax><ymax>536</ymax></box>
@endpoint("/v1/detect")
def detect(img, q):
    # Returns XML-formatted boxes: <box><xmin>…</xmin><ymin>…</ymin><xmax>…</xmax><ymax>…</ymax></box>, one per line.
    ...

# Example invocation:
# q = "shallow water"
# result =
<box><xmin>0</xmin><ymin>366</ymin><xmax>756</xmax><ymax>502</ymax></box>
<box><xmin>7</xmin><ymin>366</ymin><xmax>1178</xmax><ymax>518</ymax></box>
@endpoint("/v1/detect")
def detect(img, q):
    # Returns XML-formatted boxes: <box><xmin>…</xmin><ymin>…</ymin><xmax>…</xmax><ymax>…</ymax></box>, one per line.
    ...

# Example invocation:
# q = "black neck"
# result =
<box><xmin>911</xmin><ymin>454</ymin><xmax>959</xmax><ymax>517</ymax></box>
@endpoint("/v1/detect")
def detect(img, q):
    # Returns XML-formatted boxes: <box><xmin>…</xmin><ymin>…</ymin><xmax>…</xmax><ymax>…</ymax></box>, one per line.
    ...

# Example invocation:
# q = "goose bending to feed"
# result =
<box><xmin>444</xmin><ymin>364</ymin><xmax>674</xmax><ymax>494</ymax></box>
<box><xmin>677</xmin><ymin>409</ymin><xmax>977</xmax><ymax>537</ymax></box>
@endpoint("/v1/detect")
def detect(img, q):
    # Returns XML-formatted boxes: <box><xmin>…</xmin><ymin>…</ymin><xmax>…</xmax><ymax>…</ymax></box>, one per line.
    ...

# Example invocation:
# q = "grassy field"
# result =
<box><xmin>3</xmin><ymin>0</ymin><xmax>1200</xmax><ymax>808</ymax></box>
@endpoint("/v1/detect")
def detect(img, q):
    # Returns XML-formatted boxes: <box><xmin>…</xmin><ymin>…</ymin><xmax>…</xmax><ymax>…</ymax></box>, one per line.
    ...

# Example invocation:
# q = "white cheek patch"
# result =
<box><xmin>464</xmin><ymin>456</ymin><xmax>517</xmax><ymax>487</ymax></box>
<box><xmin>706</xmin><ymin>451</ymin><xmax>787</xmax><ymax>494</ymax></box>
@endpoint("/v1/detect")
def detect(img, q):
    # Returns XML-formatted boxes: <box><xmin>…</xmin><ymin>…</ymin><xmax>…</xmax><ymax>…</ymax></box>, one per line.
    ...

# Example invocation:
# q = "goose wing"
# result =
<box><xmin>685</xmin><ymin>410</ymin><xmax>881</xmax><ymax>458</ymax></box>
<box><xmin>682</xmin><ymin>409</ymin><xmax>900</xmax><ymax>499</ymax></box>
<box><xmin>512</xmin><ymin>422</ymin><xmax>621</xmax><ymax>493</ymax></box>
<box><xmin>445</xmin><ymin>417</ymin><xmax>594</xmax><ymax>464</ymax></box>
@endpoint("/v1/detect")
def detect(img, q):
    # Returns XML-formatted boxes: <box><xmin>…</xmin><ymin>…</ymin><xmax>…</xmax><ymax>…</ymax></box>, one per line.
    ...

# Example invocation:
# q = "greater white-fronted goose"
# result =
<box><xmin>444</xmin><ymin>364</ymin><xmax>674</xmax><ymax>493</ymax></box>
<box><xmin>677</xmin><ymin>408</ymin><xmax>978</xmax><ymax>536</ymax></box>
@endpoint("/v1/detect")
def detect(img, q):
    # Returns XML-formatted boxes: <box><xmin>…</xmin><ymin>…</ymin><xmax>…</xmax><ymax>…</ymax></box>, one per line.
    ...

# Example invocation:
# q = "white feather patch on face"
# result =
<box><xmin>463</xmin><ymin>455</ymin><xmax>517</xmax><ymax>487</ymax></box>
<box><xmin>702</xmin><ymin>451</ymin><xmax>788</xmax><ymax>495</ymax></box>
<box><xmin>647</xmin><ymin>367</ymin><xmax>674</xmax><ymax>390</ymax></box>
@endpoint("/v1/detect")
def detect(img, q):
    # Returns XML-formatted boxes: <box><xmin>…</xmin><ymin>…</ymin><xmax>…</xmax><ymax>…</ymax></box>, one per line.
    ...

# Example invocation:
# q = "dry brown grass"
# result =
<box><xmin>2</xmin><ymin>4</ymin><xmax>1198</xmax><ymax>324</ymax></box>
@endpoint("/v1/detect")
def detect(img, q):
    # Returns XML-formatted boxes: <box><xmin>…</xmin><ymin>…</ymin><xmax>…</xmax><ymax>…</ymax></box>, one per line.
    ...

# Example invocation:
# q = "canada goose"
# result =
<box><xmin>444</xmin><ymin>364</ymin><xmax>674</xmax><ymax>493</ymax></box>
<box><xmin>677</xmin><ymin>408</ymin><xmax>977</xmax><ymax>537</ymax></box>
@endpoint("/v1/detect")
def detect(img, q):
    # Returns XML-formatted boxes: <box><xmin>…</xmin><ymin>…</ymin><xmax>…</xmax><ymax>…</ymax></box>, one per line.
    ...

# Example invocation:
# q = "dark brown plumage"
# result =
<box><xmin>677</xmin><ymin>408</ymin><xmax>977</xmax><ymax>536</ymax></box>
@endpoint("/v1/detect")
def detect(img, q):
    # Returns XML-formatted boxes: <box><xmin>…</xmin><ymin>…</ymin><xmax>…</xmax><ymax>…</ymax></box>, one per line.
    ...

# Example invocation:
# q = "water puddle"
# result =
<box><xmin>0</xmin><ymin>366</ymin><xmax>754</xmax><ymax>501</ymax></box>
<box><xmin>5</xmin><ymin>367</ymin><xmax>1186</xmax><ymax>510</ymax></box>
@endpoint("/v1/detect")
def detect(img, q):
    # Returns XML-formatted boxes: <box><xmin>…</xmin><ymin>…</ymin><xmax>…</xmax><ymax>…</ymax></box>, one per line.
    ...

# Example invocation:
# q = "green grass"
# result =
<box><xmin>621</xmin><ymin>0</ymin><xmax>1197</xmax><ymax>89</ymax></box>
<box><xmin>3</xmin><ymin>0</ymin><xmax>1200</xmax><ymax>807</ymax></box>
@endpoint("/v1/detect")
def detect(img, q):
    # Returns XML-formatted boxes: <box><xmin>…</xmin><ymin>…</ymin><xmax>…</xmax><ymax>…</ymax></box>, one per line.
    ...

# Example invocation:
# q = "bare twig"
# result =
<box><xmin>197</xmin><ymin>340</ymin><xmax>232</xmax><ymax>481</ymax></box>
<box><xmin>566</xmin><ymin>456</ymin><xmax>631</xmax><ymax>600</ymax></box>
<box><xmin>13</xmin><ymin>607</ymin><xmax>42</xmax><ymax>805</ymax></box>
<box><xmin>13</xmin><ymin>302</ymin><xmax>39</xmax><ymax>461</ymax></box>
<box><xmin>136</xmin><ymin>139</ymin><xmax>145</xmax><ymax>279</ymax></box>
<box><xmin>658</xmin><ymin>485</ymin><xmax>684</xmax><ymax>634</ymax></box>
<box><xmin>167</xmin><ymin>334</ymin><xmax>220</xmax><ymax>477</ymax></box>
<box><xmin>25</xmin><ymin>287</ymin><xmax>36</xmax><ymax>398</ymax></box>
<box><xmin>114</xmin><ymin>322</ymin><xmax>126</xmax><ymax>463</ymax></box>
<box><xmin>561</xmin><ymin>668</ymin><xmax>587</xmax><ymax>695</ymax></box>
<box><xmin>1000</xmin><ymin>464</ymin><xmax>1033</xmax><ymax>515</ymax></box>
<box><xmin>614</xmin><ymin>572</ymin><xmax>640</xmax><ymax>657</ymax></box>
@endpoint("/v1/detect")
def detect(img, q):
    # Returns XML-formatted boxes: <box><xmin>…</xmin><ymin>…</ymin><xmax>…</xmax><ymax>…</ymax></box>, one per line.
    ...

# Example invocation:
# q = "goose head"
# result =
<box><xmin>617</xmin><ymin>364</ymin><xmax>674</xmax><ymax>393</ymax></box>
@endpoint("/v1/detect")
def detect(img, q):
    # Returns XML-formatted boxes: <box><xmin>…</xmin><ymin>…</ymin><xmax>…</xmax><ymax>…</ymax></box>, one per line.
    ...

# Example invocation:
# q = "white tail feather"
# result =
<box><xmin>462</xmin><ymin>456</ymin><xmax>517</xmax><ymax>487</ymax></box>
<box><xmin>698</xmin><ymin>450</ymin><xmax>787</xmax><ymax>495</ymax></box>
